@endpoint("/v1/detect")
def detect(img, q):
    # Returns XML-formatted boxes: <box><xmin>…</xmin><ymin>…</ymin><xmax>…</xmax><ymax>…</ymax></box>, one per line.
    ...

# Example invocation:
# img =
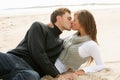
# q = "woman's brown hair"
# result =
<box><xmin>74</xmin><ymin>10</ymin><xmax>98</xmax><ymax>64</ymax></box>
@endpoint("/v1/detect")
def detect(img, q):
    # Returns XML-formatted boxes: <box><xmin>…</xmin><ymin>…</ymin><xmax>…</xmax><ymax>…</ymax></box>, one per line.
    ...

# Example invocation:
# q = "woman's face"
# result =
<box><xmin>71</xmin><ymin>15</ymin><xmax>81</xmax><ymax>30</ymax></box>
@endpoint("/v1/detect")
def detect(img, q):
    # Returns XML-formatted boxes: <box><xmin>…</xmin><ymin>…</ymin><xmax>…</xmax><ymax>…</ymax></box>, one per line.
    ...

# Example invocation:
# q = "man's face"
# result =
<box><xmin>60</xmin><ymin>12</ymin><xmax>72</xmax><ymax>31</ymax></box>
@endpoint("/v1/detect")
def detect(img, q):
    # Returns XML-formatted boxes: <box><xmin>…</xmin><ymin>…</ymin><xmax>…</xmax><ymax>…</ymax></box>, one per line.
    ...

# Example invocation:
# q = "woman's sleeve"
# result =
<box><xmin>78</xmin><ymin>41</ymin><xmax>105</xmax><ymax>73</ymax></box>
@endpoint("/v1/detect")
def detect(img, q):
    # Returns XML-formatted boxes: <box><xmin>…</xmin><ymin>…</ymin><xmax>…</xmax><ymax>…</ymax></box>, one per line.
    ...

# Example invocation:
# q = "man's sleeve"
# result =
<box><xmin>27</xmin><ymin>22</ymin><xmax>60</xmax><ymax>77</ymax></box>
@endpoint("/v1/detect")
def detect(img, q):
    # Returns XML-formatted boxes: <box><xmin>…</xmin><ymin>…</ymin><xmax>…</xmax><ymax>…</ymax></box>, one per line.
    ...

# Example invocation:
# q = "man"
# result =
<box><xmin>0</xmin><ymin>8</ymin><xmax>72</xmax><ymax>80</ymax></box>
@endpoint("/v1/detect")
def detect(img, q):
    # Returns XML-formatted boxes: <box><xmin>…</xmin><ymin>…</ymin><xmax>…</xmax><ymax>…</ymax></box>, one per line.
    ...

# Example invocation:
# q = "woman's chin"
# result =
<box><xmin>71</xmin><ymin>28</ymin><xmax>77</xmax><ymax>31</ymax></box>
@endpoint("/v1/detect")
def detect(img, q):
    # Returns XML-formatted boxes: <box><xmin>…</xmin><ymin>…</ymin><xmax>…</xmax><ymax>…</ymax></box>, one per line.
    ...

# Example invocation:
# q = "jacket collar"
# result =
<box><xmin>49</xmin><ymin>24</ymin><xmax>62</xmax><ymax>37</ymax></box>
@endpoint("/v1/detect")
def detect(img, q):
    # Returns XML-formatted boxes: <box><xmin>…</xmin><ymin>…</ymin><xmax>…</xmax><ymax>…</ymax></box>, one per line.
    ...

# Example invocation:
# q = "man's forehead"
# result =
<box><xmin>63</xmin><ymin>12</ymin><xmax>71</xmax><ymax>17</ymax></box>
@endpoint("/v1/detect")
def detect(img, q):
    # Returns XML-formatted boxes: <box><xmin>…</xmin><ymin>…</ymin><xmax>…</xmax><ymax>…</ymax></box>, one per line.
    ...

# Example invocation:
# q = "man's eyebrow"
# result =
<box><xmin>67</xmin><ymin>17</ymin><xmax>72</xmax><ymax>20</ymax></box>
<box><xmin>68</xmin><ymin>17</ymin><xmax>72</xmax><ymax>19</ymax></box>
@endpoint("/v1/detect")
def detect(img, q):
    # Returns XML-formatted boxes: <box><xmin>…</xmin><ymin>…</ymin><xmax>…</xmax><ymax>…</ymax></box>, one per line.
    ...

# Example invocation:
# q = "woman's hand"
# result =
<box><xmin>75</xmin><ymin>69</ymin><xmax>85</xmax><ymax>75</ymax></box>
<box><xmin>58</xmin><ymin>72</ymin><xmax>78</xmax><ymax>80</ymax></box>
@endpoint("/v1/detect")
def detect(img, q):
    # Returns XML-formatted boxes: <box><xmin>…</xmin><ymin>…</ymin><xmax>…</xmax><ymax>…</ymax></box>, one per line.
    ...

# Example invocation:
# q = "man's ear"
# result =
<box><xmin>56</xmin><ymin>16</ymin><xmax>61</xmax><ymax>21</ymax></box>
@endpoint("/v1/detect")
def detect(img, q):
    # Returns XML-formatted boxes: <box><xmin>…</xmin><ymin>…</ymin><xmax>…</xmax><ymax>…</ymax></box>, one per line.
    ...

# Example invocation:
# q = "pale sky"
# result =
<box><xmin>0</xmin><ymin>0</ymin><xmax>120</xmax><ymax>9</ymax></box>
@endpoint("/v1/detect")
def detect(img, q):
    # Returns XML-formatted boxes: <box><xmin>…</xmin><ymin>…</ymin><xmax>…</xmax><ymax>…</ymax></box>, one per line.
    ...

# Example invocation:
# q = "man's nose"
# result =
<box><xmin>71</xmin><ymin>21</ymin><xmax>73</xmax><ymax>24</ymax></box>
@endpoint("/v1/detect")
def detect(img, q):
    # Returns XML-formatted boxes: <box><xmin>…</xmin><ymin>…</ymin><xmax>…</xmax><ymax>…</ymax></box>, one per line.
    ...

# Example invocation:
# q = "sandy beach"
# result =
<box><xmin>0</xmin><ymin>8</ymin><xmax>120</xmax><ymax>79</ymax></box>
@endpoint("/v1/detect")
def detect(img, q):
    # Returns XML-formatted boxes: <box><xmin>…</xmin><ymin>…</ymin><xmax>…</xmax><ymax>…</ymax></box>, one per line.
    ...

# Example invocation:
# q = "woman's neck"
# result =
<box><xmin>79</xmin><ymin>29</ymin><xmax>87</xmax><ymax>36</ymax></box>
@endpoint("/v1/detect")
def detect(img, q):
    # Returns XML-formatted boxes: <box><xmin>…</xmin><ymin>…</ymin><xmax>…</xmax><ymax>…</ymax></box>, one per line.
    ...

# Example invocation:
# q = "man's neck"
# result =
<box><xmin>54</xmin><ymin>23</ymin><xmax>63</xmax><ymax>32</ymax></box>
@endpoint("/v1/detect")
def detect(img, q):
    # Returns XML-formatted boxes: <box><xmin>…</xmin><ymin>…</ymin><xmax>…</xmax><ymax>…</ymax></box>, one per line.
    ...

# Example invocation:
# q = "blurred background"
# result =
<box><xmin>0</xmin><ymin>0</ymin><xmax>120</xmax><ymax>15</ymax></box>
<box><xmin>0</xmin><ymin>0</ymin><xmax>120</xmax><ymax>62</ymax></box>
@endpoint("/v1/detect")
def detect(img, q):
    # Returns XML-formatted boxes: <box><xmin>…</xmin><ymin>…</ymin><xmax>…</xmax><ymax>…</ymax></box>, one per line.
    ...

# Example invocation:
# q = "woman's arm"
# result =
<box><xmin>78</xmin><ymin>41</ymin><xmax>105</xmax><ymax>73</ymax></box>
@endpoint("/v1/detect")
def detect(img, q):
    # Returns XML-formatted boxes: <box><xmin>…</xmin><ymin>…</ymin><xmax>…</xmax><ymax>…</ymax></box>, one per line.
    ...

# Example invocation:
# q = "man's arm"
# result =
<box><xmin>27</xmin><ymin>22</ymin><xmax>60</xmax><ymax>77</ymax></box>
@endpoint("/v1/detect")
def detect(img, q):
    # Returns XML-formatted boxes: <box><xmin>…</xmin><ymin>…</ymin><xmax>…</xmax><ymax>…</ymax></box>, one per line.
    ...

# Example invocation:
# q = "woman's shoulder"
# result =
<box><xmin>84</xmin><ymin>40</ymin><xmax>97</xmax><ymax>46</ymax></box>
<box><xmin>82</xmin><ymin>40</ymin><xmax>98</xmax><ymax>49</ymax></box>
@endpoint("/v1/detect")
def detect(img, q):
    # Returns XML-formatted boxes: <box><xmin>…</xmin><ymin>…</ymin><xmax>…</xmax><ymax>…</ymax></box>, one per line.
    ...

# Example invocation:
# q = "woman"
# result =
<box><xmin>55</xmin><ymin>10</ymin><xmax>105</xmax><ymax>75</ymax></box>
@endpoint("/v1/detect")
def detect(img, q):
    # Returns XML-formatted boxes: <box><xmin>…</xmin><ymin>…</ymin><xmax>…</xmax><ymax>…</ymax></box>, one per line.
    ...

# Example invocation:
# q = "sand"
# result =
<box><xmin>0</xmin><ymin>8</ymin><xmax>120</xmax><ymax>80</ymax></box>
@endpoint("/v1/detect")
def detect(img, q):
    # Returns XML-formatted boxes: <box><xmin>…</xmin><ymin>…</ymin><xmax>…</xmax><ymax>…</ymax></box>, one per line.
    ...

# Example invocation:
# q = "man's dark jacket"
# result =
<box><xmin>7</xmin><ymin>22</ymin><xmax>63</xmax><ymax>77</ymax></box>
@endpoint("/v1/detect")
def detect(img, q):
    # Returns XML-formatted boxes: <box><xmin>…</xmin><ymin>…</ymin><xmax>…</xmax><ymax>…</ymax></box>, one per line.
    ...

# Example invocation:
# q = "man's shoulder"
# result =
<box><xmin>33</xmin><ymin>21</ymin><xmax>47</xmax><ymax>27</ymax></box>
<box><xmin>31</xmin><ymin>21</ymin><xmax>48</xmax><ymax>30</ymax></box>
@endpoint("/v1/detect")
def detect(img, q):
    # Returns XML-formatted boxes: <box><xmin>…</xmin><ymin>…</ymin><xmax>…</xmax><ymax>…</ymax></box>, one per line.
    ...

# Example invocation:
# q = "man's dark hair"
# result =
<box><xmin>50</xmin><ymin>8</ymin><xmax>71</xmax><ymax>24</ymax></box>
